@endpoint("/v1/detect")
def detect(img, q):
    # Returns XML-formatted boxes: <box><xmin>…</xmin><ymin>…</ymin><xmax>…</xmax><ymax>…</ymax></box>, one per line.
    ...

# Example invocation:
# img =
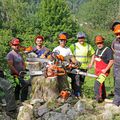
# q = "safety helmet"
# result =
<box><xmin>58</xmin><ymin>34</ymin><xmax>67</xmax><ymax>40</ymax></box>
<box><xmin>35</xmin><ymin>35</ymin><xmax>44</xmax><ymax>42</ymax></box>
<box><xmin>95</xmin><ymin>35</ymin><xmax>104</xmax><ymax>44</ymax></box>
<box><xmin>59</xmin><ymin>32</ymin><xmax>68</xmax><ymax>38</ymax></box>
<box><xmin>111</xmin><ymin>20</ymin><xmax>120</xmax><ymax>31</ymax></box>
<box><xmin>10</xmin><ymin>38</ymin><xmax>20</xmax><ymax>45</ymax></box>
<box><xmin>77</xmin><ymin>32</ymin><xmax>86</xmax><ymax>38</ymax></box>
<box><xmin>114</xmin><ymin>24</ymin><xmax>120</xmax><ymax>34</ymax></box>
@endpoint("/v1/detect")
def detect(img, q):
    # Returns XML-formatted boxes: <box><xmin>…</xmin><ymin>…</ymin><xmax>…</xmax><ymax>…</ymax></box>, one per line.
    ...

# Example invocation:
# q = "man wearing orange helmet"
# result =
<box><xmin>53</xmin><ymin>32</ymin><xmax>74</xmax><ymax>92</ymax></box>
<box><xmin>53</xmin><ymin>33</ymin><xmax>73</xmax><ymax>57</ymax></box>
<box><xmin>111</xmin><ymin>23</ymin><xmax>120</xmax><ymax>106</ymax></box>
<box><xmin>92</xmin><ymin>35</ymin><xmax>113</xmax><ymax>102</ymax></box>
<box><xmin>6</xmin><ymin>38</ymin><xmax>29</xmax><ymax>102</ymax></box>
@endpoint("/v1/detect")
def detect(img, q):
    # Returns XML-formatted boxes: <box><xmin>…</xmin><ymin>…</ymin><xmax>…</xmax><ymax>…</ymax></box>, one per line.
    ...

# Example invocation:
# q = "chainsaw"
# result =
<box><xmin>26</xmin><ymin>52</ymin><xmax>66</xmax><ymax>77</ymax></box>
<box><xmin>67</xmin><ymin>69</ymin><xmax>98</xmax><ymax>78</ymax></box>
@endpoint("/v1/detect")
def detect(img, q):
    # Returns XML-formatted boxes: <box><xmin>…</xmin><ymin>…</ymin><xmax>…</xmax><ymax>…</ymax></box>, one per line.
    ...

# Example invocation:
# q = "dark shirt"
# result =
<box><xmin>95</xmin><ymin>46</ymin><xmax>113</xmax><ymax>64</ymax></box>
<box><xmin>33</xmin><ymin>46</ymin><xmax>50</xmax><ymax>58</ymax></box>
<box><xmin>111</xmin><ymin>39</ymin><xmax>120</xmax><ymax>65</ymax></box>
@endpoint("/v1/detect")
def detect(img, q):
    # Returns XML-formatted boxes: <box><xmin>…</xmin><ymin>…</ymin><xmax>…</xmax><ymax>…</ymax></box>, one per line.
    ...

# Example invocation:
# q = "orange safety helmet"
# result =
<box><xmin>10</xmin><ymin>38</ymin><xmax>20</xmax><ymax>45</ymax></box>
<box><xmin>95</xmin><ymin>35</ymin><xmax>104</xmax><ymax>44</ymax></box>
<box><xmin>114</xmin><ymin>24</ymin><xmax>120</xmax><ymax>34</ymax></box>
<box><xmin>58</xmin><ymin>34</ymin><xmax>67</xmax><ymax>40</ymax></box>
<box><xmin>35</xmin><ymin>35</ymin><xmax>44</xmax><ymax>43</ymax></box>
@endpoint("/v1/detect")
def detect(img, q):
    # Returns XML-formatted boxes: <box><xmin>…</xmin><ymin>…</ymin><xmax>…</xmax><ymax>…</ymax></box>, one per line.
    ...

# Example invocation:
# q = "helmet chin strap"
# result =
<box><xmin>116</xmin><ymin>37</ymin><xmax>120</xmax><ymax>41</ymax></box>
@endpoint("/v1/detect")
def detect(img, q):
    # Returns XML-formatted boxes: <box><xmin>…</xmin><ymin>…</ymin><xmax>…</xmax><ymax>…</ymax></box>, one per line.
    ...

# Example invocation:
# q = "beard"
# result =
<box><xmin>116</xmin><ymin>37</ymin><xmax>120</xmax><ymax>42</ymax></box>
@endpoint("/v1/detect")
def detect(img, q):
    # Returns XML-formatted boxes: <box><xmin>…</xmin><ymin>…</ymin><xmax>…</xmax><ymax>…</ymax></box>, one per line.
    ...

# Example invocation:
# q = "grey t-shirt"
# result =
<box><xmin>6</xmin><ymin>50</ymin><xmax>25</xmax><ymax>74</ymax></box>
<box><xmin>111</xmin><ymin>39</ymin><xmax>120</xmax><ymax>65</ymax></box>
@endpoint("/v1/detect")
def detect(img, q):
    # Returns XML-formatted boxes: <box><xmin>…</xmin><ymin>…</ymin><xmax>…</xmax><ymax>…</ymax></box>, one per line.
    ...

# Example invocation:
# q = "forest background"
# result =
<box><xmin>0</xmin><ymin>0</ymin><xmax>119</xmax><ymax>97</ymax></box>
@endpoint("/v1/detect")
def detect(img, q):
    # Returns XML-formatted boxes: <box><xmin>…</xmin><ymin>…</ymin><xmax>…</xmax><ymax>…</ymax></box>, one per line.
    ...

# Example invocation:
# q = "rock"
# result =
<box><xmin>67</xmin><ymin>108</ymin><xmax>79</xmax><ymax>120</ymax></box>
<box><xmin>30</xmin><ymin>99</ymin><xmax>45</xmax><ymax>105</ymax></box>
<box><xmin>17</xmin><ymin>103</ymin><xmax>33</xmax><ymax>120</ymax></box>
<box><xmin>102</xmin><ymin>110</ymin><xmax>113</xmax><ymax>120</ymax></box>
<box><xmin>33</xmin><ymin>102</ymin><xmax>44</xmax><ymax>118</ymax></box>
<box><xmin>56</xmin><ymin>103</ymin><xmax>71</xmax><ymax>113</ymax></box>
<box><xmin>76</xmin><ymin>114</ymin><xmax>97</xmax><ymax>120</ymax></box>
<box><xmin>74</xmin><ymin>100</ymin><xmax>85</xmax><ymax>112</ymax></box>
<box><xmin>42</xmin><ymin>111</ymin><xmax>71</xmax><ymax>120</ymax></box>
<box><xmin>104</xmin><ymin>103</ymin><xmax>120</xmax><ymax>115</ymax></box>
<box><xmin>38</xmin><ymin>104</ymin><xmax>49</xmax><ymax>117</ymax></box>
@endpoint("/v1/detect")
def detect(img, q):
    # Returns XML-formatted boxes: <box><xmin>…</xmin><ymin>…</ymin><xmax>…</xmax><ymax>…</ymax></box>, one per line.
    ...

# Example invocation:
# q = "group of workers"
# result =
<box><xmin>0</xmin><ymin>21</ymin><xmax>120</xmax><ymax>118</ymax></box>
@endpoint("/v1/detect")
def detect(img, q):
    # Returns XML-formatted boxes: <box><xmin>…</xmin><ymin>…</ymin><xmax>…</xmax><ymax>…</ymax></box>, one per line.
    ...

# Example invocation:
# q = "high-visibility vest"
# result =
<box><xmin>70</xmin><ymin>42</ymin><xmax>95</xmax><ymax>69</ymax></box>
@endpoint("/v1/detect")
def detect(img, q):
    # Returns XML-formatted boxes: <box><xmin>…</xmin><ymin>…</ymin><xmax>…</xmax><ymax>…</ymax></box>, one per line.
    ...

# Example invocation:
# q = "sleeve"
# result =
<box><xmin>111</xmin><ymin>40</ymin><xmax>115</xmax><ymax>51</ymax></box>
<box><xmin>88</xmin><ymin>44</ymin><xmax>95</xmax><ymax>56</ymax></box>
<box><xmin>53</xmin><ymin>47</ymin><xmax>56</xmax><ymax>52</ymax></box>
<box><xmin>6</xmin><ymin>53</ymin><xmax>14</xmax><ymax>61</ymax></box>
<box><xmin>68</xmin><ymin>48</ymin><xmax>73</xmax><ymax>55</ymax></box>
<box><xmin>53</xmin><ymin>47</ymin><xmax>60</xmax><ymax>54</ymax></box>
<box><xmin>69</xmin><ymin>44</ymin><xmax>75</xmax><ymax>54</ymax></box>
<box><xmin>45</xmin><ymin>47</ymin><xmax>51</xmax><ymax>57</ymax></box>
<box><xmin>106</xmin><ymin>48</ymin><xmax>114</xmax><ymax>61</ymax></box>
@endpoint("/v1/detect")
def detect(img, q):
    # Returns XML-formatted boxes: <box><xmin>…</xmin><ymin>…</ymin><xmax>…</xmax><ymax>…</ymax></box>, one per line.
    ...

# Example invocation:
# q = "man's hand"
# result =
<box><xmin>101</xmin><ymin>69</ymin><xmax>107</xmax><ymax>74</ymax></box>
<box><xmin>40</xmin><ymin>54</ymin><xmax>46</xmax><ymax>58</ymax></box>
<box><xmin>88</xmin><ymin>63</ymin><xmax>93</xmax><ymax>69</ymax></box>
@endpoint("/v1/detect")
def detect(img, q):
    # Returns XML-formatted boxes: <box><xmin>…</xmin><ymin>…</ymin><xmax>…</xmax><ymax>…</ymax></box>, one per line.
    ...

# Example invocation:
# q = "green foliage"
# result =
<box><xmin>35</xmin><ymin>0</ymin><xmax>79</xmax><ymax>50</ymax></box>
<box><xmin>77</xmin><ymin>0</ymin><xmax>119</xmax><ymax>29</ymax></box>
<box><xmin>0</xmin><ymin>29</ymin><xmax>12</xmax><ymax>68</ymax></box>
<box><xmin>0</xmin><ymin>0</ymin><xmax>116</xmax><ymax>97</ymax></box>
<box><xmin>0</xmin><ymin>0</ymin><xmax>37</xmax><ymax>35</ymax></box>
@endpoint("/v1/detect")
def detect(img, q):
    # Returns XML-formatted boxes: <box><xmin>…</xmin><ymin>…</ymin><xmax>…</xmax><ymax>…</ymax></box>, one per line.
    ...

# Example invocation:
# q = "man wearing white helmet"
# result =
<box><xmin>69</xmin><ymin>32</ymin><xmax>95</xmax><ymax>97</ymax></box>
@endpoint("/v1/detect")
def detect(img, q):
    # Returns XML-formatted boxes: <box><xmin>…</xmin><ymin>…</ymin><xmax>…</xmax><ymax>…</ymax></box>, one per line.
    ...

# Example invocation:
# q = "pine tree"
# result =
<box><xmin>35</xmin><ymin>0</ymin><xmax>78</xmax><ymax>49</ymax></box>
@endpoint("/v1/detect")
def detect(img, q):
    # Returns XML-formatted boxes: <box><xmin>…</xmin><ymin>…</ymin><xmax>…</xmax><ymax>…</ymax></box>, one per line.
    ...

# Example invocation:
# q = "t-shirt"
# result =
<box><xmin>6</xmin><ymin>50</ymin><xmax>25</xmax><ymax>74</ymax></box>
<box><xmin>33</xmin><ymin>46</ymin><xmax>50</xmax><ymax>58</ymax></box>
<box><xmin>70</xmin><ymin>42</ymin><xmax>95</xmax><ymax>69</ymax></box>
<box><xmin>53</xmin><ymin>46</ymin><xmax>73</xmax><ymax>57</ymax></box>
<box><xmin>111</xmin><ymin>39</ymin><xmax>120</xmax><ymax>65</ymax></box>
<box><xmin>95</xmin><ymin>46</ymin><xmax>113</xmax><ymax>64</ymax></box>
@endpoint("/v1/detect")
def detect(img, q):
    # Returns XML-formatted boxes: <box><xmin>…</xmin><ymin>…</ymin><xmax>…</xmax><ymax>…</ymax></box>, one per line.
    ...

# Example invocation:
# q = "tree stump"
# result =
<box><xmin>30</xmin><ymin>76</ymin><xmax>59</xmax><ymax>101</ymax></box>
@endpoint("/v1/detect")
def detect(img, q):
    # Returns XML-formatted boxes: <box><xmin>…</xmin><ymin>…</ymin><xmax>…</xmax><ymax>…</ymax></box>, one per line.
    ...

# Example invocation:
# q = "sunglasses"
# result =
<box><xmin>115</xmin><ymin>33</ymin><xmax>120</xmax><ymax>36</ymax></box>
<box><xmin>78</xmin><ymin>37</ymin><xmax>85</xmax><ymax>39</ymax></box>
<box><xmin>12</xmin><ymin>44</ymin><xmax>19</xmax><ymax>46</ymax></box>
<box><xmin>59</xmin><ymin>40</ymin><xmax>66</xmax><ymax>42</ymax></box>
<box><xmin>96</xmin><ymin>42</ymin><xmax>103</xmax><ymax>45</ymax></box>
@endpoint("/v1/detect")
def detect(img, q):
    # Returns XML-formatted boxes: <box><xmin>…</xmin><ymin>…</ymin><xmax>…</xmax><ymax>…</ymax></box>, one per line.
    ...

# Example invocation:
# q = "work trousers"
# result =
<box><xmin>14</xmin><ymin>76</ymin><xmax>29</xmax><ymax>102</ymax></box>
<box><xmin>68</xmin><ymin>69</ymin><xmax>87</xmax><ymax>97</ymax></box>
<box><xmin>94</xmin><ymin>80</ymin><xmax>106</xmax><ymax>101</ymax></box>
<box><xmin>113</xmin><ymin>64</ymin><xmax>120</xmax><ymax>106</ymax></box>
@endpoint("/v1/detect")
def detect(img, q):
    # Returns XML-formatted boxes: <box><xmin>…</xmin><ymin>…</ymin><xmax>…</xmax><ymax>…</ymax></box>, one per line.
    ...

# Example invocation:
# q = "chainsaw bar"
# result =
<box><xmin>69</xmin><ymin>69</ymin><xmax>98</xmax><ymax>78</ymax></box>
<box><xmin>26</xmin><ymin>58</ymin><xmax>51</xmax><ymax>63</ymax></box>
<box><xmin>30</xmin><ymin>70</ymin><xmax>43</xmax><ymax>76</ymax></box>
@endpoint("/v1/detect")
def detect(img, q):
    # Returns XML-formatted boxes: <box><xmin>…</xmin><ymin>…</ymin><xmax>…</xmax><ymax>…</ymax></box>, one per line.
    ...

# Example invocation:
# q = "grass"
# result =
<box><xmin>83</xmin><ymin>67</ymin><xmax>114</xmax><ymax>99</ymax></box>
